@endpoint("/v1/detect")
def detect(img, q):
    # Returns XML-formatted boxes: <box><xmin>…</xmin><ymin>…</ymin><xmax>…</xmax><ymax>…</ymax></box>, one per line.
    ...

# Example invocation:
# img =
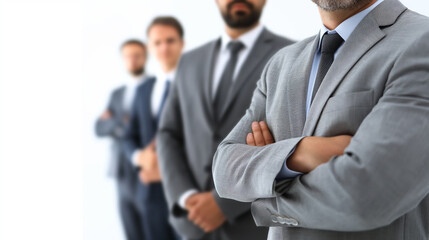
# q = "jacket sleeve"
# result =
<box><xmin>95</xmin><ymin>90</ymin><xmax>125</xmax><ymax>139</ymax></box>
<box><xmin>212</xmin><ymin>54</ymin><xmax>303</xmax><ymax>203</ymax></box>
<box><xmin>122</xmin><ymin>92</ymin><xmax>142</xmax><ymax>162</ymax></box>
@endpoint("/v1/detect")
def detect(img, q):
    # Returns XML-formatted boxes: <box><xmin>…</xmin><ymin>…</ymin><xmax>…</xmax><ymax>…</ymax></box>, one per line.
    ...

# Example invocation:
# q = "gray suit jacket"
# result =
<box><xmin>95</xmin><ymin>84</ymin><xmax>141</xmax><ymax>200</ymax></box>
<box><xmin>95</xmin><ymin>86</ymin><xmax>128</xmax><ymax>178</ymax></box>
<box><xmin>157</xmin><ymin>28</ymin><xmax>294</xmax><ymax>239</ymax></box>
<box><xmin>213</xmin><ymin>1</ymin><xmax>429</xmax><ymax>239</ymax></box>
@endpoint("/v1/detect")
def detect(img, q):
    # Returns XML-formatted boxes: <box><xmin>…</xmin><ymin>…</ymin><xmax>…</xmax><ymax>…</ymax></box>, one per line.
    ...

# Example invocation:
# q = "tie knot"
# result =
<box><xmin>227</xmin><ymin>41</ymin><xmax>245</xmax><ymax>55</ymax></box>
<box><xmin>320</xmin><ymin>33</ymin><xmax>344</xmax><ymax>54</ymax></box>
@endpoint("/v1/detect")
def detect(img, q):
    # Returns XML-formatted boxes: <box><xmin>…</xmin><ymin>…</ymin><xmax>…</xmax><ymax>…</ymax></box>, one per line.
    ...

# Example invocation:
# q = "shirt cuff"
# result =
<box><xmin>132</xmin><ymin>150</ymin><xmax>140</xmax><ymax>167</ymax></box>
<box><xmin>276</xmin><ymin>147</ymin><xmax>303</xmax><ymax>179</ymax></box>
<box><xmin>178</xmin><ymin>189</ymin><xmax>198</xmax><ymax>209</ymax></box>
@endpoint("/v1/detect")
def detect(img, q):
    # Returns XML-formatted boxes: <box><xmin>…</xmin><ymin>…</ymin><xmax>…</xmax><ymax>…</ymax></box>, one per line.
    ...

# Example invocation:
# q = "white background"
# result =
<box><xmin>1</xmin><ymin>0</ymin><xmax>428</xmax><ymax>239</ymax></box>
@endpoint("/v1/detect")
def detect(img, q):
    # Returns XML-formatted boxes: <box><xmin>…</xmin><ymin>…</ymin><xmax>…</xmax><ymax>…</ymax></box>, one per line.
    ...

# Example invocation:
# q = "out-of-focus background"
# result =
<box><xmin>1</xmin><ymin>0</ymin><xmax>428</xmax><ymax>240</ymax></box>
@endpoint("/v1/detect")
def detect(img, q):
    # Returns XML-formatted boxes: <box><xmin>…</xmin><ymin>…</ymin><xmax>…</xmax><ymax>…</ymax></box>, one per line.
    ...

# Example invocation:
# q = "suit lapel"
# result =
<box><xmin>202</xmin><ymin>39</ymin><xmax>221</xmax><ymax>123</ymax></box>
<box><xmin>116</xmin><ymin>86</ymin><xmax>126</xmax><ymax>116</ymax></box>
<box><xmin>217</xmin><ymin>29</ymin><xmax>275</xmax><ymax>121</ymax></box>
<box><xmin>287</xmin><ymin>36</ymin><xmax>319</xmax><ymax>137</ymax></box>
<box><xmin>302</xmin><ymin>13</ymin><xmax>387</xmax><ymax>136</ymax></box>
<box><xmin>141</xmin><ymin>78</ymin><xmax>157</xmax><ymax>137</ymax></box>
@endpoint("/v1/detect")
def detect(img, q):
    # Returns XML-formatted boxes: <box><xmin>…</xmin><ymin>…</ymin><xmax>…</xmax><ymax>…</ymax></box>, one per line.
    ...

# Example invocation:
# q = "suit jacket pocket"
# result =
<box><xmin>323</xmin><ymin>90</ymin><xmax>374</xmax><ymax>113</ymax></box>
<box><xmin>315</xmin><ymin>90</ymin><xmax>374</xmax><ymax>136</ymax></box>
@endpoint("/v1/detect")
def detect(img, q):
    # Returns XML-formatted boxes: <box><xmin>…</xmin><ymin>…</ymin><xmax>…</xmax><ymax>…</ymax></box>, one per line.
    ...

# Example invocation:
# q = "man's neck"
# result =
<box><xmin>128</xmin><ymin>72</ymin><xmax>143</xmax><ymax>81</ymax></box>
<box><xmin>319</xmin><ymin>0</ymin><xmax>377</xmax><ymax>30</ymax></box>
<box><xmin>224</xmin><ymin>22</ymin><xmax>260</xmax><ymax>40</ymax></box>
<box><xmin>160</xmin><ymin>64</ymin><xmax>176</xmax><ymax>74</ymax></box>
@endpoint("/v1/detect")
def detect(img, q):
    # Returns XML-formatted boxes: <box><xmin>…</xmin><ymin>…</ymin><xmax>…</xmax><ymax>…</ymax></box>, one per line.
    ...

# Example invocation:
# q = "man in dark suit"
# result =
<box><xmin>156</xmin><ymin>0</ymin><xmax>295</xmax><ymax>239</ymax></box>
<box><xmin>123</xmin><ymin>16</ymin><xmax>184</xmax><ymax>240</ymax></box>
<box><xmin>95</xmin><ymin>39</ymin><xmax>148</xmax><ymax>240</ymax></box>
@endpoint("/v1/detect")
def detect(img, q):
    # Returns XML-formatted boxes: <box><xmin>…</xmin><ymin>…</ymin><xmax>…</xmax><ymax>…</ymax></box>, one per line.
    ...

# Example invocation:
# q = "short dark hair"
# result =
<box><xmin>120</xmin><ymin>39</ymin><xmax>146</xmax><ymax>53</ymax></box>
<box><xmin>147</xmin><ymin>16</ymin><xmax>184</xmax><ymax>39</ymax></box>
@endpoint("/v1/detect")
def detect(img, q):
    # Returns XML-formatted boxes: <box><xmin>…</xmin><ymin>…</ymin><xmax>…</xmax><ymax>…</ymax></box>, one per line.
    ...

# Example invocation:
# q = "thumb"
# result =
<box><xmin>187</xmin><ymin>195</ymin><xmax>199</xmax><ymax>207</ymax></box>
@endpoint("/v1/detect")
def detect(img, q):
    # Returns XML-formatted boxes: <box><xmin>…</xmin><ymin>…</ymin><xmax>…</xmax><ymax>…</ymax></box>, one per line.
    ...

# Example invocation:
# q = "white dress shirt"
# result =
<box><xmin>178</xmin><ymin>25</ymin><xmax>265</xmax><ymax>209</ymax></box>
<box><xmin>151</xmin><ymin>69</ymin><xmax>176</xmax><ymax>117</ymax></box>
<box><xmin>123</xmin><ymin>74</ymin><xmax>145</xmax><ymax>113</ymax></box>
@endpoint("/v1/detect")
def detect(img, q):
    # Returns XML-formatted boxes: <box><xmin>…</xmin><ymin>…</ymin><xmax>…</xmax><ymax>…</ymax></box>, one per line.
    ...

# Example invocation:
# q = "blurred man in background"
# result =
<box><xmin>123</xmin><ymin>16</ymin><xmax>184</xmax><ymax>240</ymax></box>
<box><xmin>157</xmin><ymin>0</ymin><xmax>295</xmax><ymax>239</ymax></box>
<box><xmin>95</xmin><ymin>39</ymin><xmax>148</xmax><ymax>240</ymax></box>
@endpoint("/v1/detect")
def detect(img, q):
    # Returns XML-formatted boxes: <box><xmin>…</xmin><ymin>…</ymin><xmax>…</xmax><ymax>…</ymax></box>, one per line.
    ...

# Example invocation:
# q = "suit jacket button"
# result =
<box><xmin>291</xmin><ymin>220</ymin><xmax>298</xmax><ymax>226</ymax></box>
<box><xmin>271</xmin><ymin>215</ymin><xmax>278</xmax><ymax>223</ymax></box>
<box><xmin>289</xmin><ymin>219</ymin><xmax>298</xmax><ymax>226</ymax></box>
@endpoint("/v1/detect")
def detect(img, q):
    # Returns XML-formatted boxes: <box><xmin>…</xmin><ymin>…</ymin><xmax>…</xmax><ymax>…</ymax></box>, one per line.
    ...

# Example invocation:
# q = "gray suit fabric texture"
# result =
<box><xmin>213</xmin><ymin>0</ymin><xmax>429</xmax><ymax>239</ymax></box>
<box><xmin>157</xmin><ymin>28</ymin><xmax>294</xmax><ymax>240</ymax></box>
<box><xmin>95</xmin><ymin>86</ymin><xmax>137</xmax><ymax>195</ymax></box>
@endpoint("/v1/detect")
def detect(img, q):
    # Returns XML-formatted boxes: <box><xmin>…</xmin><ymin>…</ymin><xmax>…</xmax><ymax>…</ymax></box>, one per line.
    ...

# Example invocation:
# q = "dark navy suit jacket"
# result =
<box><xmin>123</xmin><ymin>77</ymin><xmax>178</xmax><ymax>240</ymax></box>
<box><xmin>123</xmin><ymin>76</ymin><xmax>170</xmax><ymax>202</ymax></box>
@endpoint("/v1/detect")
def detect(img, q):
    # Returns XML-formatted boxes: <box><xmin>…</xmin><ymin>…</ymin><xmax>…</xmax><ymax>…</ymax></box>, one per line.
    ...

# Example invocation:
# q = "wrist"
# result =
<box><xmin>288</xmin><ymin>153</ymin><xmax>307</xmax><ymax>173</ymax></box>
<box><xmin>288</xmin><ymin>137</ymin><xmax>312</xmax><ymax>173</ymax></box>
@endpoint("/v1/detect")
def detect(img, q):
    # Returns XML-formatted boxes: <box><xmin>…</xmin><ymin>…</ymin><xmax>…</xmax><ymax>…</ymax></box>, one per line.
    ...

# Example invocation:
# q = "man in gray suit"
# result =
<box><xmin>213</xmin><ymin>0</ymin><xmax>429</xmax><ymax>239</ymax></box>
<box><xmin>157</xmin><ymin>0</ymin><xmax>294</xmax><ymax>239</ymax></box>
<box><xmin>95</xmin><ymin>39</ymin><xmax>148</xmax><ymax>240</ymax></box>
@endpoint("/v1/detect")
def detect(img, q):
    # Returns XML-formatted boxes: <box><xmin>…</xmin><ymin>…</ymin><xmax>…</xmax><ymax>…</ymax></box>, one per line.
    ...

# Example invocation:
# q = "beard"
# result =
<box><xmin>130</xmin><ymin>66</ymin><xmax>144</xmax><ymax>76</ymax></box>
<box><xmin>312</xmin><ymin>0</ymin><xmax>373</xmax><ymax>11</ymax></box>
<box><xmin>221</xmin><ymin>0</ymin><xmax>262</xmax><ymax>29</ymax></box>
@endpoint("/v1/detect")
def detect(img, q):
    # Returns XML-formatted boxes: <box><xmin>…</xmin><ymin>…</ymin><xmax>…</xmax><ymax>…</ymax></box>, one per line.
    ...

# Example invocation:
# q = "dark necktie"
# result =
<box><xmin>311</xmin><ymin>32</ymin><xmax>344</xmax><ymax>103</ymax></box>
<box><xmin>213</xmin><ymin>41</ymin><xmax>245</xmax><ymax>121</ymax></box>
<box><xmin>157</xmin><ymin>80</ymin><xmax>170</xmax><ymax>124</ymax></box>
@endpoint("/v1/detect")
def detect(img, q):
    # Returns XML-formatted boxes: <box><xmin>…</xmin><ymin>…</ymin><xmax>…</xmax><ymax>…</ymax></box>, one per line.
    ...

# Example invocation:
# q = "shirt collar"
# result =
<box><xmin>155</xmin><ymin>68</ymin><xmax>176</xmax><ymax>83</ymax></box>
<box><xmin>125</xmin><ymin>73</ymin><xmax>145</xmax><ymax>88</ymax></box>
<box><xmin>220</xmin><ymin>23</ymin><xmax>264</xmax><ymax>53</ymax></box>
<box><xmin>318</xmin><ymin>0</ymin><xmax>384</xmax><ymax>44</ymax></box>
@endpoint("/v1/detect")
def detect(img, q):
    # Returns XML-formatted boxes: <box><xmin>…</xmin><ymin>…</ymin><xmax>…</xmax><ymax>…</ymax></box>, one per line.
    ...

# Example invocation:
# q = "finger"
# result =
<box><xmin>188</xmin><ymin>195</ymin><xmax>199</xmax><ymax>205</ymax></box>
<box><xmin>246</xmin><ymin>133</ymin><xmax>256</xmax><ymax>146</ymax></box>
<box><xmin>193</xmin><ymin>217</ymin><xmax>203</xmax><ymax>227</ymax></box>
<box><xmin>259</xmin><ymin>121</ymin><xmax>274</xmax><ymax>144</ymax></box>
<box><xmin>186</xmin><ymin>200</ymin><xmax>197</xmax><ymax>209</ymax></box>
<box><xmin>202</xmin><ymin>224</ymin><xmax>212</xmax><ymax>233</ymax></box>
<box><xmin>251</xmin><ymin>122</ymin><xmax>265</xmax><ymax>146</ymax></box>
<box><xmin>188</xmin><ymin>210</ymin><xmax>196</xmax><ymax>222</ymax></box>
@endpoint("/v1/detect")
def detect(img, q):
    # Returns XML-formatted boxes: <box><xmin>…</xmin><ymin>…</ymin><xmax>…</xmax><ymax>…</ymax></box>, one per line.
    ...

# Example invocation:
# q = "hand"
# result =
<box><xmin>185</xmin><ymin>192</ymin><xmax>226</xmax><ymax>232</ymax></box>
<box><xmin>288</xmin><ymin>135</ymin><xmax>352</xmax><ymax>173</ymax></box>
<box><xmin>137</xmin><ymin>140</ymin><xmax>161</xmax><ymax>184</ymax></box>
<box><xmin>137</xmin><ymin>141</ymin><xmax>157</xmax><ymax>171</ymax></box>
<box><xmin>100</xmin><ymin>110</ymin><xmax>112</xmax><ymax>120</ymax></box>
<box><xmin>139</xmin><ymin>164</ymin><xmax>161</xmax><ymax>184</ymax></box>
<box><xmin>246</xmin><ymin>121</ymin><xmax>274</xmax><ymax>146</ymax></box>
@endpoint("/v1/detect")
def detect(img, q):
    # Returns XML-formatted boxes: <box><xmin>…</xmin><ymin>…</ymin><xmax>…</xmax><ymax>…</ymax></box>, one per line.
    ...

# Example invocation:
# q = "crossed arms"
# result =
<box><xmin>212</xmin><ymin>34</ymin><xmax>429</xmax><ymax>231</ymax></box>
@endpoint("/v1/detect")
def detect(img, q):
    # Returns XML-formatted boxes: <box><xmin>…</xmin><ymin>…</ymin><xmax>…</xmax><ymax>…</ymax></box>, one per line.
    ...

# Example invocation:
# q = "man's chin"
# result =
<box><xmin>130</xmin><ymin>69</ymin><xmax>144</xmax><ymax>76</ymax></box>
